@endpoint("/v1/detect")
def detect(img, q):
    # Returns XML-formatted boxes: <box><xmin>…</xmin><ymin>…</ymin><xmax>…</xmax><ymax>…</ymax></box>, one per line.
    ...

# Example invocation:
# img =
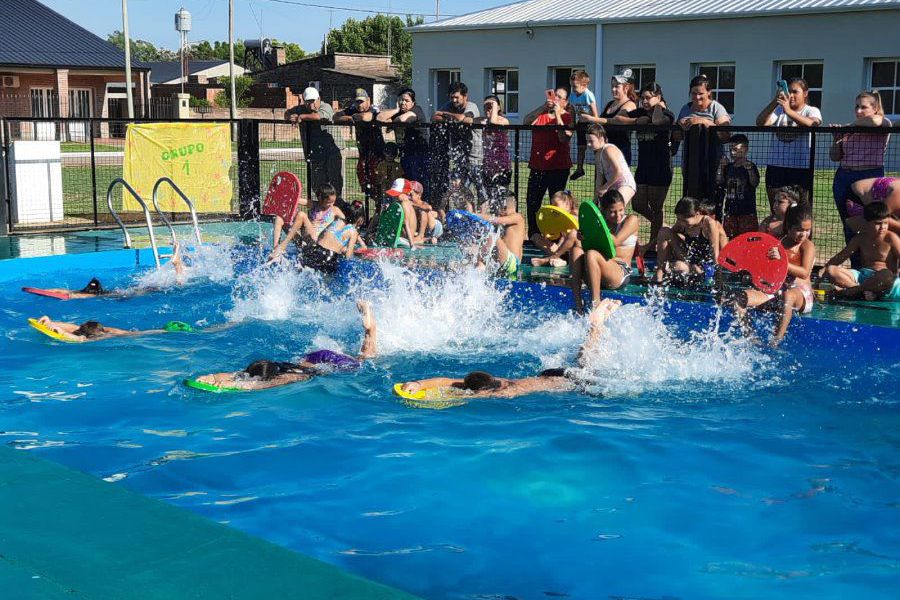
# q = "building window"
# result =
<box><xmin>549</xmin><ymin>66</ymin><xmax>585</xmax><ymax>95</ymax></box>
<box><xmin>615</xmin><ymin>64</ymin><xmax>656</xmax><ymax>91</ymax></box>
<box><xmin>431</xmin><ymin>69</ymin><xmax>461</xmax><ymax>110</ymax></box>
<box><xmin>777</xmin><ymin>62</ymin><xmax>823</xmax><ymax>109</ymax></box>
<box><xmin>695</xmin><ymin>63</ymin><xmax>736</xmax><ymax>114</ymax></box>
<box><xmin>488</xmin><ymin>68</ymin><xmax>519</xmax><ymax>116</ymax></box>
<box><xmin>30</xmin><ymin>88</ymin><xmax>59</xmax><ymax>118</ymax></box>
<box><xmin>869</xmin><ymin>58</ymin><xmax>900</xmax><ymax>117</ymax></box>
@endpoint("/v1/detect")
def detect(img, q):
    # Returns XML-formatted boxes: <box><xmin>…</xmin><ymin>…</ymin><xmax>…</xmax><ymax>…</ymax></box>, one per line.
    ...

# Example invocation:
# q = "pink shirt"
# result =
<box><xmin>840</xmin><ymin>131</ymin><xmax>890</xmax><ymax>168</ymax></box>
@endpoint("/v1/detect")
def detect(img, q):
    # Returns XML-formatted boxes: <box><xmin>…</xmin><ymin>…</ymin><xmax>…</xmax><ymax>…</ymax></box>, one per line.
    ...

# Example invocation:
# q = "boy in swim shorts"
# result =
<box><xmin>480</xmin><ymin>192</ymin><xmax>524</xmax><ymax>277</ymax></box>
<box><xmin>823</xmin><ymin>201</ymin><xmax>900</xmax><ymax>301</ymax></box>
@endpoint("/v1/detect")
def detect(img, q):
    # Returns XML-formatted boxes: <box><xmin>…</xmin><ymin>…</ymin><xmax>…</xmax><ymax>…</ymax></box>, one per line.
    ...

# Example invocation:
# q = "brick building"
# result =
<box><xmin>0</xmin><ymin>0</ymin><xmax>151</xmax><ymax>138</ymax></box>
<box><xmin>253</xmin><ymin>52</ymin><xmax>398</xmax><ymax>109</ymax></box>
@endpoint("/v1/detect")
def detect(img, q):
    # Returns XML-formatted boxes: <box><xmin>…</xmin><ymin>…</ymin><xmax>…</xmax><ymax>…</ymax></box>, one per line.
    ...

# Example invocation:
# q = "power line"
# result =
<box><xmin>257</xmin><ymin>0</ymin><xmax>455</xmax><ymax>17</ymax></box>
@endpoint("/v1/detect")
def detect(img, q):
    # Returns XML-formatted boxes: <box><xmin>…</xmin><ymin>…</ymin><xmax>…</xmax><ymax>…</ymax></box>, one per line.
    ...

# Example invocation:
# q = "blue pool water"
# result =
<box><xmin>1</xmin><ymin>240</ymin><xmax>898</xmax><ymax>600</ymax></box>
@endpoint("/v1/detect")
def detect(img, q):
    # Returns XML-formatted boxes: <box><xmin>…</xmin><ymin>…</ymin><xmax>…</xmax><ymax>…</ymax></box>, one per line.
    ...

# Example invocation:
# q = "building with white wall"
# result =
<box><xmin>411</xmin><ymin>0</ymin><xmax>900</xmax><ymax>124</ymax></box>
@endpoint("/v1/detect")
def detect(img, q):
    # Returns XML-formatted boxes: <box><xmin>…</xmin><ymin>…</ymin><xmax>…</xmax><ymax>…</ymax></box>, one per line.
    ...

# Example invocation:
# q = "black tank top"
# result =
<box><xmin>601</xmin><ymin>101</ymin><xmax>633</xmax><ymax>166</ymax></box>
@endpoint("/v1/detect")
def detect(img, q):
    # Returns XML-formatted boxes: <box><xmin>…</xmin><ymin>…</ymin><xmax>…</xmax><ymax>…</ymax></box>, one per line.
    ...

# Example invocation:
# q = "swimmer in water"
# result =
<box><xmin>399</xmin><ymin>299</ymin><xmax>621</xmax><ymax>399</ymax></box>
<box><xmin>191</xmin><ymin>300</ymin><xmax>377</xmax><ymax>391</ymax></box>
<box><xmin>24</xmin><ymin>242</ymin><xmax>189</xmax><ymax>299</ymax></box>
<box><xmin>31</xmin><ymin>316</ymin><xmax>188</xmax><ymax>342</ymax></box>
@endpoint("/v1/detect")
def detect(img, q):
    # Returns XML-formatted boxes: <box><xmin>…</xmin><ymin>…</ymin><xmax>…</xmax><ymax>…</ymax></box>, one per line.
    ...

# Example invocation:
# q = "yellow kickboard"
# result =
<box><xmin>537</xmin><ymin>205</ymin><xmax>579</xmax><ymax>239</ymax></box>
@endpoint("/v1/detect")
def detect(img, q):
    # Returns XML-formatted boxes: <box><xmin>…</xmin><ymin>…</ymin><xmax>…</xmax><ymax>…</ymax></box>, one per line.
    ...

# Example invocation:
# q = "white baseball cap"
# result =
<box><xmin>386</xmin><ymin>178</ymin><xmax>412</xmax><ymax>197</ymax></box>
<box><xmin>303</xmin><ymin>87</ymin><xmax>320</xmax><ymax>101</ymax></box>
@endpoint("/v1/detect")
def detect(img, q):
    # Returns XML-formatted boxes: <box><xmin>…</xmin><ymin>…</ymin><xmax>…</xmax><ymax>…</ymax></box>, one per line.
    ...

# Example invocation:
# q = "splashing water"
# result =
<box><xmin>570</xmin><ymin>298</ymin><xmax>770</xmax><ymax>398</ymax></box>
<box><xmin>226</xmin><ymin>260</ymin><xmax>332</xmax><ymax>323</ymax></box>
<box><xmin>131</xmin><ymin>243</ymin><xmax>236</xmax><ymax>290</ymax></box>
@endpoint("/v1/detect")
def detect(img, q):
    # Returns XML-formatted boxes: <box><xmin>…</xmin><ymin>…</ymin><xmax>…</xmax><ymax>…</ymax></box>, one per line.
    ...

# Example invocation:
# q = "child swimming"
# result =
<box><xmin>191</xmin><ymin>301</ymin><xmax>377</xmax><ymax>391</ymax></box>
<box><xmin>398</xmin><ymin>298</ymin><xmax>620</xmax><ymax>399</ymax></box>
<box><xmin>30</xmin><ymin>316</ymin><xmax>191</xmax><ymax>342</ymax></box>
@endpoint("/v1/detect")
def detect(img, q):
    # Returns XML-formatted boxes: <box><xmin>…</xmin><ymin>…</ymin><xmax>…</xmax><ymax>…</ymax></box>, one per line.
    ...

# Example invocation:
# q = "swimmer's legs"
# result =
<box><xmin>576</xmin><ymin>298</ymin><xmax>621</xmax><ymax>366</ymax></box>
<box><xmin>357</xmin><ymin>300</ymin><xmax>377</xmax><ymax>359</ymax></box>
<box><xmin>569</xmin><ymin>244</ymin><xmax>586</xmax><ymax>314</ymax></box>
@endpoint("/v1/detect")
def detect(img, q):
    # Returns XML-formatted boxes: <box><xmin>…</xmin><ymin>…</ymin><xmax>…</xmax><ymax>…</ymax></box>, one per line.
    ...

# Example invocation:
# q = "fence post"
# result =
<box><xmin>684</xmin><ymin>125</ymin><xmax>705</xmax><ymax>198</ymax></box>
<box><xmin>237</xmin><ymin>119</ymin><xmax>260</xmax><ymax>219</ymax></box>
<box><xmin>513</xmin><ymin>128</ymin><xmax>520</xmax><ymax>203</ymax></box>
<box><xmin>0</xmin><ymin>118</ymin><xmax>9</xmax><ymax>234</ymax></box>
<box><xmin>807</xmin><ymin>130</ymin><xmax>817</xmax><ymax>208</ymax></box>
<box><xmin>89</xmin><ymin>119</ymin><xmax>98</xmax><ymax>226</ymax></box>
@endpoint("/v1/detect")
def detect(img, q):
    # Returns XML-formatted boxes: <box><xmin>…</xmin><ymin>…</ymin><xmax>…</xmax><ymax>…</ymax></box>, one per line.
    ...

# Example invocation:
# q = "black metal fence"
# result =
<box><xmin>2</xmin><ymin>116</ymin><xmax>898</xmax><ymax>264</ymax></box>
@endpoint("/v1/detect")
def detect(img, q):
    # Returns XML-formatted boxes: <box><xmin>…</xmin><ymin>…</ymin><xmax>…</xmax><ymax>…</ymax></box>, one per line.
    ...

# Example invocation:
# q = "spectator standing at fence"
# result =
<box><xmin>612</xmin><ymin>82</ymin><xmax>675</xmax><ymax>250</ymax></box>
<box><xmin>568</xmin><ymin>70</ymin><xmax>600</xmax><ymax>181</ymax></box>
<box><xmin>587</xmin><ymin>69</ymin><xmax>638</xmax><ymax>168</ymax></box>
<box><xmin>716</xmin><ymin>134</ymin><xmax>761</xmax><ymax>237</ymax></box>
<box><xmin>478</xmin><ymin>94</ymin><xmax>511</xmax><ymax>211</ymax></box>
<box><xmin>675</xmin><ymin>74</ymin><xmax>732</xmax><ymax>200</ymax></box>
<box><xmin>523</xmin><ymin>87</ymin><xmax>574</xmax><ymax>240</ymax></box>
<box><xmin>587</xmin><ymin>125</ymin><xmax>636</xmax><ymax>205</ymax></box>
<box><xmin>377</xmin><ymin>88</ymin><xmax>429</xmax><ymax>192</ymax></box>
<box><xmin>756</xmin><ymin>77</ymin><xmax>822</xmax><ymax>205</ymax></box>
<box><xmin>335</xmin><ymin>89</ymin><xmax>385</xmax><ymax>204</ymax></box>
<box><xmin>432</xmin><ymin>82</ymin><xmax>486</xmax><ymax>204</ymax></box>
<box><xmin>829</xmin><ymin>91</ymin><xmax>892</xmax><ymax>248</ymax></box>
<box><xmin>286</xmin><ymin>87</ymin><xmax>343</xmax><ymax>200</ymax></box>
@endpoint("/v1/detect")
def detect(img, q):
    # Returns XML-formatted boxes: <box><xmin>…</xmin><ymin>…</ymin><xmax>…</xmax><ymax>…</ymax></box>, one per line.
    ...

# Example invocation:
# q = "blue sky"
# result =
<box><xmin>40</xmin><ymin>0</ymin><xmax>502</xmax><ymax>55</ymax></box>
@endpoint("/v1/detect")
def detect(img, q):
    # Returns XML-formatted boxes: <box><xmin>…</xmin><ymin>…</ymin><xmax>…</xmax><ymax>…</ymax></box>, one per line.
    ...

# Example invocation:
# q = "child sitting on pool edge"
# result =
<box><xmin>653</xmin><ymin>197</ymin><xmax>725</xmax><ymax>285</ymax></box>
<box><xmin>759</xmin><ymin>186</ymin><xmax>801</xmax><ymax>238</ymax></box>
<box><xmin>531</xmin><ymin>190</ymin><xmax>579</xmax><ymax>268</ymax></box>
<box><xmin>479</xmin><ymin>192</ymin><xmax>525</xmax><ymax>277</ymax></box>
<box><xmin>822</xmin><ymin>201</ymin><xmax>900</xmax><ymax>301</ymax></box>
<box><xmin>726</xmin><ymin>202</ymin><xmax>816</xmax><ymax>346</ymax></box>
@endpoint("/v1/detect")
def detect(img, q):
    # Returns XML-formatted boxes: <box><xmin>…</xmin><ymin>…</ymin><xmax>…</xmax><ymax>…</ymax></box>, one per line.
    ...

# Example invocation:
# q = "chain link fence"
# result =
<box><xmin>3</xmin><ymin>117</ymin><xmax>898</xmax><ymax>264</ymax></box>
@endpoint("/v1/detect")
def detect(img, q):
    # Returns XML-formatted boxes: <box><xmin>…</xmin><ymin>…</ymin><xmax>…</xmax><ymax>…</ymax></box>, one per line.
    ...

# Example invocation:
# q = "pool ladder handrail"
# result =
<box><xmin>151</xmin><ymin>177</ymin><xmax>203</xmax><ymax>248</ymax></box>
<box><xmin>106</xmin><ymin>177</ymin><xmax>172</xmax><ymax>268</ymax></box>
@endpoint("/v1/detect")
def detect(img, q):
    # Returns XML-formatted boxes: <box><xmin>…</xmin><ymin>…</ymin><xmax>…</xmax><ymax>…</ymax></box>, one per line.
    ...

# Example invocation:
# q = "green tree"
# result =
<box><xmin>214</xmin><ymin>75</ymin><xmax>254</xmax><ymax>108</ymax></box>
<box><xmin>107</xmin><ymin>30</ymin><xmax>173</xmax><ymax>62</ymax></box>
<box><xmin>324</xmin><ymin>15</ymin><xmax>423</xmax><ymax>85</ymax></box>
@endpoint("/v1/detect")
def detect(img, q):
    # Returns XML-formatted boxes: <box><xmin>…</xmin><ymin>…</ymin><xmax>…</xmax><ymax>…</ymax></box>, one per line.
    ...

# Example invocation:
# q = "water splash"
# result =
<box><xmin>131</xmin><ymin>243</ymin><xmax>236</xmax><ymax>290</ymax></box>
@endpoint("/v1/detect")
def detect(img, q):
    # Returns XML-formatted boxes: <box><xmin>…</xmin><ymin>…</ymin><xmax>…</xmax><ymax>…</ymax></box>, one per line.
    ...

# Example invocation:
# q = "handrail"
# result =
<box><xmin>106</xmin><ymin>177</ymin><xmax>162</xmax><ymax>268</ymax></box>
<box><xmin>151</xmin><ymin>177</ymin><xmax>203</xmax><ymax>247</ymax></box>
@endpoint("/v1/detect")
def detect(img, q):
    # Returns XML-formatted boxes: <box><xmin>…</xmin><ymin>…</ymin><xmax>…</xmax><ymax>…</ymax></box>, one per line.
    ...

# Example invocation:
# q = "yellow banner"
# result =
<box><xmin>123</xmin><ymin>122</ymin><xmax>232</xmax><ymax>213</ymax></box>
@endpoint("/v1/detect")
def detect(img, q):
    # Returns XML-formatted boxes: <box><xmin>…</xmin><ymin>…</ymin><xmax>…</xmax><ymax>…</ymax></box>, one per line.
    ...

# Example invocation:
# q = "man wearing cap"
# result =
<box><xmin>336</xmin><ymin>88</ymin><xmax>385</xmax><ymax>205</ymax></box>
<box><xmin>285</xmin><ymin>86</ymin><xmax>343</xmax><ymax>200</ymax></box>
<box><xmin>384</xmin><ymin>178</ymin><xmax>420</xmax><ymax>247</ymax></box>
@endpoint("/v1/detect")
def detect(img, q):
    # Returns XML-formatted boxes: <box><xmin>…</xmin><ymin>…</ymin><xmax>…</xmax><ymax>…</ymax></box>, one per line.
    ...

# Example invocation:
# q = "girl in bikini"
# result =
<box><xmin>654</xmin><ymin>196</ymin><xmax>724</xmax><ymax>285</ymax></box>
<box><xmin>728</xmin><ymin>203</ymin><xmax>816</xmax><ymax>346</ymax></box>
<box><xmin>569</xmin><ymin>189</ymin><xmax>640</xmax><ymax>313</ymax></box>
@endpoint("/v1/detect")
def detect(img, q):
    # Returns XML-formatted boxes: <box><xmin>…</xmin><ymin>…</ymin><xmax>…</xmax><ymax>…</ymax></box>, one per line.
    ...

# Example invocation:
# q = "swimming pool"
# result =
<box><xmin>1</xmin><ymin>238</ymin><xmax>898</xmax><ymax>600</ymax></box>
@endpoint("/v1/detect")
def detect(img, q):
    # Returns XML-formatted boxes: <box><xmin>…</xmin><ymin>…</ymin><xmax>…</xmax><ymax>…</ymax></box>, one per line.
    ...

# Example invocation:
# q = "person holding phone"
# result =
<box><xmin>756</xmin><ymin>77</ymin><xmax>822</xmax><ymax>207</ymax></box>
<box><xmin>522</xmin><ymin>87</ymin><xmax>574</xmax><ymax>240</ymax></box>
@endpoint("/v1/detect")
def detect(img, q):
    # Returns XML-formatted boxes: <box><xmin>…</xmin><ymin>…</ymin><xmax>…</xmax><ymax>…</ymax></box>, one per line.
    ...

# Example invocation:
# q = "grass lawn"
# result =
<box><xmin>61</xmin><ymin>142</ymin><xmax>122</xmax><ymax>153</ymax></box>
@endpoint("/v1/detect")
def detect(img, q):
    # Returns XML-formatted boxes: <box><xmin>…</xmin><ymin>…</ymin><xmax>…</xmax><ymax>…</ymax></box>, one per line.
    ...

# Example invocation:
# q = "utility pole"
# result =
<box><xmin>436</xmin><ymin>0</ymin><xmax>440</xmax><ymax>20</ymax></box>
<box><xmin>228</xmin><ymin>0</ymin><xmax>237</xmax><ymax>120</ymax></box>
<box><xmin>387</xmin><ymin>1</ymin><xmax>392</xmax><ymax>58</ymax></box>
<box><xmin>122</xmin><ymin>0</ymin><xmax>134</xmax><ymax>118</ymax></box>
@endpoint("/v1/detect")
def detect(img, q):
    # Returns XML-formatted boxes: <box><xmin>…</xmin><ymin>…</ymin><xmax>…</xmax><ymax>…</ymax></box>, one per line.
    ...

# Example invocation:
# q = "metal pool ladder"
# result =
<box><xmin>106</xmin><ymin>177</ymin><xmax>172</xmax><ymax>268</ymax></box>
<box><xmin>151</xmin><ymin>177</ymin><xmax>203</xmax><ymax>248</ymax></box>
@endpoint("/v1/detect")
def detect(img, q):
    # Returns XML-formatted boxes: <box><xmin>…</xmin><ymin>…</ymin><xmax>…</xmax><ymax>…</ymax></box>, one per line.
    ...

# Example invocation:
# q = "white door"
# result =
<box><xmin>67</xmin><ymin>88</ymin><xmax>93</xmax><ymax>142</ymax></box>
<box><xmin>30</xmin><ymin>88</ymin><xmax>58</xmax><ymax>141</ymax></box>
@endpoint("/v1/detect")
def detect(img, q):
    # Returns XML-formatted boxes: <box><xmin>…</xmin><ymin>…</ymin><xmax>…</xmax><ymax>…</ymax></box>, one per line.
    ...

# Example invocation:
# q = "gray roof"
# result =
<box><xmin>0</xmin><ymin>0</ymin><xmax>149</xmax><ymax>70</ymax></box>
<box><xmin>414</xmin><ymin>0</ymin><xmax>900</xmax><ymax>31</ymax></box>
<box><xmin>147</xmin><ymin>60</ymin><xmax>234</xmax><ymax>84</ymax></box>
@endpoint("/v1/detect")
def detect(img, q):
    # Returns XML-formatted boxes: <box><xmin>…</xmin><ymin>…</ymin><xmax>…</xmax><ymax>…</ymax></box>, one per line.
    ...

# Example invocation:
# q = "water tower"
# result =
<box><xmin>175</xmin><ymin>7</ymin><xmax>192</xmax><ymax>92</ymax></box>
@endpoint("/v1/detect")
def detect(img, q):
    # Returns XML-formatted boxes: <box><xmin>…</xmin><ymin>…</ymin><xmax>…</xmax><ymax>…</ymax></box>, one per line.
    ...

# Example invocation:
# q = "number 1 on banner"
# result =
<box><xmin>182</xmin><ymin>160</ymin><xmax>190</xmax><ymax>176</ymax></box>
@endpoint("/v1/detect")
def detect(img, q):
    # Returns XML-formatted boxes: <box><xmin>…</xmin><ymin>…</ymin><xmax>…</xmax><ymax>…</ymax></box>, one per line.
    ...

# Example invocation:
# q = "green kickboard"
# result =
<box><xmin>374</xmin><ymin>202</ymin><xmax>404</xmax><ymax>248</ymax></box>
<box><xmin>183</xmin><ymin>378</ymin><xmax>243</xmax><ymax>393</ymax></box>
<box><xmin>578</xmin><ymin>201</ymin><xmax>616</xmax><ymax>260</ymax></box>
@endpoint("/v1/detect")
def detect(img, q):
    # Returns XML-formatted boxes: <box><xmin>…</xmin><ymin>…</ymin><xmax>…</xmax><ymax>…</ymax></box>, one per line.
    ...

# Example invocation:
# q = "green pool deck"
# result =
<box><xmin>0</xmin><ymin>446</ymin><xmax>419</xmax><ymax>600</ymax></box>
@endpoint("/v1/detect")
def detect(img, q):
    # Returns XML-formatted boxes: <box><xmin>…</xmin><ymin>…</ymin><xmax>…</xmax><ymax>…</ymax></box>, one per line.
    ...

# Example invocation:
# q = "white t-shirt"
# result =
<box><xmin>768</xmin><ymin>105</ymin><xmax>822</xmax><ymax>169</ymax></box>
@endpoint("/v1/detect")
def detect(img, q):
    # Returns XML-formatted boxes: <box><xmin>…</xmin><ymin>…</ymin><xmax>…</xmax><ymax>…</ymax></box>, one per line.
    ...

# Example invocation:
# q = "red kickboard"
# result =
<box><xmin>262</xmin><ymin>171</ymin><xmax>302</xmax><ymax>223</ymax></box>
<box><xmin>22</xmin><ymin>287</ymin><xmax>71</xmax><ymax>300</ymax></box>
<box><xmin>717</xmin><ymin>232</ymin><xmax>789</xmax><ymax>294</ymax></box>
<box><xmin>355</xmin><ymin>248</ymin><xmax>405</xmax><ymax>260</ymax></box>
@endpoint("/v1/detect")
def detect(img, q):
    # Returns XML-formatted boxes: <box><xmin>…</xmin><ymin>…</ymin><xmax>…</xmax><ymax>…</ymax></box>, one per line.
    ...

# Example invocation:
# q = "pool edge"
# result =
<box><xmin>0</xmin><ymin>445</ymin><xmax>420</xmax><ymax>600</ymax></box>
